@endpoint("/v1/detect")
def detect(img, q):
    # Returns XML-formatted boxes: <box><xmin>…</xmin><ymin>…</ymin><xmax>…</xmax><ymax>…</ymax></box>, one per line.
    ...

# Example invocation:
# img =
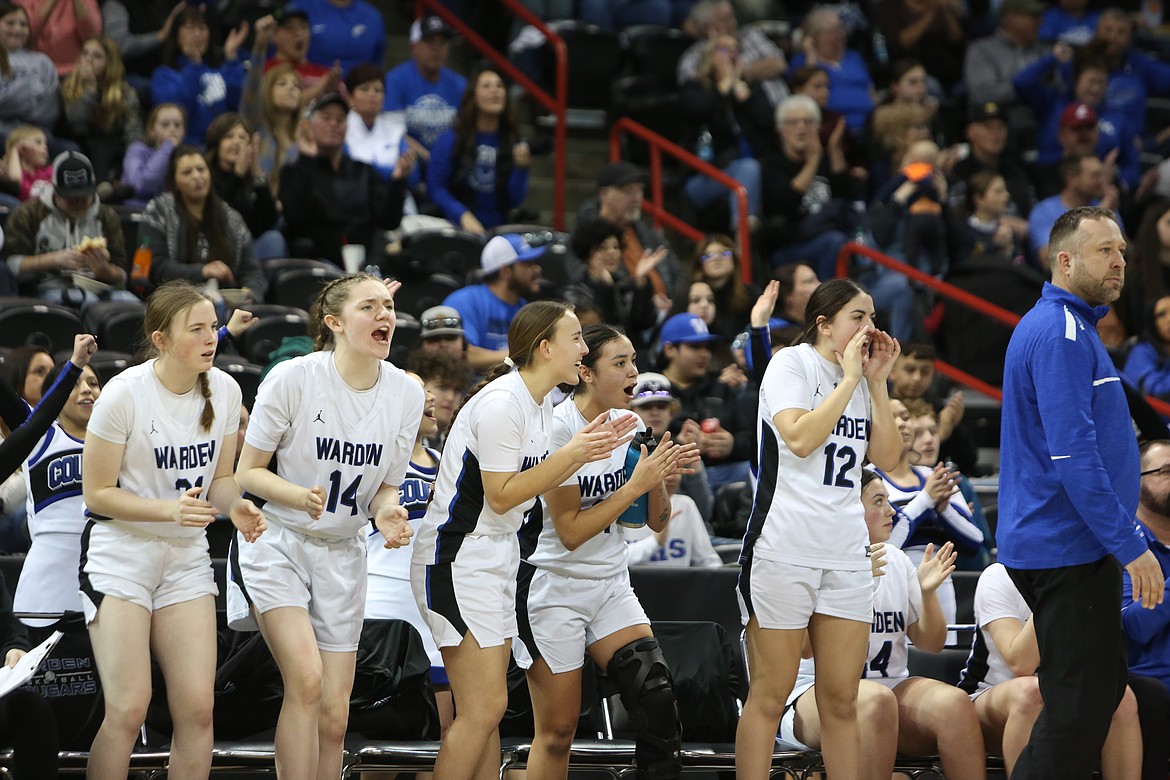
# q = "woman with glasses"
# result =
<box><xmin>689</xmin><ymin>233</ymin><xmax>760</xmax><ymax>342</ymax></box>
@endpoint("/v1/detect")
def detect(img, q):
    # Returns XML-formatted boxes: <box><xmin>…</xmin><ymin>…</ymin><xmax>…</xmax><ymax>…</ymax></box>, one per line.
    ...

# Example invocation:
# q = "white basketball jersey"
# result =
<box><xmin>746</xmin><ymin>343</ymin><xmax>872</xmax><ymax>570</ymax></box>
<box><xmin>527</xmin><ymin>403</ymin><xmax>642</xmax><ymax>579</ymax></box>
<box><xmin>413</xmin><ymin>370</ymin><xmax>554</xmax><ymax>567</ymax></box>
<box><xmin>84</xmin><ymin>360</ymin><xmax>241</xmax><ymax>539</ymax></box>
<box><xmin>15</xmin><ymin>421</ymin><xmax>86</xmax><ymax>618</ymax></box>
<box><xmin>862</xmin><ymin>545</ymin><xmax>922</xmax><ymax>687</ymax></box>
<box><xmin>245</xmin><ymin>351</ymin><xmax>423</xmax><ymax>540</ymax></box>
<box><xmin>960</xmin><ymin>563</ymin><xmax>1029</xmax><ymax>693</ymax></box>
<box><xmin>367</xmin><ymin>448</ymin><xmax>439</xmax><ymax>584</ymax></box>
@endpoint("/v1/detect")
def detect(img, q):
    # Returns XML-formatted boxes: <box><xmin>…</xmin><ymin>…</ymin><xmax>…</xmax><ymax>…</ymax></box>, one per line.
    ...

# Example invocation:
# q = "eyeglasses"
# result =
<box><xmin>1141</xmin><ymin>465</ymin><xmax>1170</xmax><ymax>478</ymax></box>
<box><xmin>701</xmin><ymin>250</ymin><xmax>733</xmax><ymax>263</ymax></box>
<box><xmin>422</xmin><ymin>316</ymin><xmax>461</xmax><ymax>331</ymax></box>
<box><xmin>782</xmin><ymin>117</ymin><xmax>817</xmax><ymax>126</ymax></box>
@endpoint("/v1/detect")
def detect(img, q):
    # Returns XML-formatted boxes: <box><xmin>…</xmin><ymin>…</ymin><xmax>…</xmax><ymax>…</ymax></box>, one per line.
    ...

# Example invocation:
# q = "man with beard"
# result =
<box><xmin>998</xmin><ymin>206</ymin><xmax>1165</xmax><ymax>779</ymax></box>
<box><xmin>1124</xmin><ymin>440</ymin><xmax>1170</xmax><ymax>697</ymax></box>
<box><xmin>443</xmin><ymin>233</ymin><xmax>543</xmax><ymax>370</ymax></box>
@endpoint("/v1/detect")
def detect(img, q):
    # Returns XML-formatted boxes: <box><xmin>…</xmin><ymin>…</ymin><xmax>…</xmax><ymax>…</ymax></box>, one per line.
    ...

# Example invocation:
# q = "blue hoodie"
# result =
<box><xmin>998</xmin><ymin>282</ymin><xmax>1148</xmax><ymax>569</ymax></box>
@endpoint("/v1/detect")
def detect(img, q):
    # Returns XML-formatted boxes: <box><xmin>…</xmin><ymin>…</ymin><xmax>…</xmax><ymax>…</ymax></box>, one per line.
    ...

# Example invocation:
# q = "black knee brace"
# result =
<box><xmin>607</xmin><ymin>636</ymin><xmax>682</xmax><ymax>780</ymax></box>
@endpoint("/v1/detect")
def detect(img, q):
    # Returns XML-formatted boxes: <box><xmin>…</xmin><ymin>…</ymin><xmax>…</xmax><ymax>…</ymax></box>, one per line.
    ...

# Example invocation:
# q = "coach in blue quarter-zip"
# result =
<box><xmin>999</xmin><ymin>205</ymin><xmax>1165</xmax><ymax>779</ymax></box>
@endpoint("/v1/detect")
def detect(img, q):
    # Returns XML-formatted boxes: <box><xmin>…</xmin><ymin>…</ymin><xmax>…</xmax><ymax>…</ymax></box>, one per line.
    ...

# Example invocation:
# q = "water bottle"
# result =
<box><xmin>618</xmin><ymin>428</ymin><xmax>657</xmax><ymax>528</ymax></box>
<box><xmin>851</xmin><ymin>200</ymin><xmax>868</xmax><ymax>247</ymax></box>
<box><xmin>696</xmin><ymin>126</ymin><xmax>714</xmax><ymax>164</ymax></box>
<box><xmin>129</xmin><ymin>238</ymin><xmax>153</xmax><ymax>297</ymax></box>
<box><xmin>872</xmin><ymin>32</ymin><xmax>888</xmax><ymax>66</ymax></box>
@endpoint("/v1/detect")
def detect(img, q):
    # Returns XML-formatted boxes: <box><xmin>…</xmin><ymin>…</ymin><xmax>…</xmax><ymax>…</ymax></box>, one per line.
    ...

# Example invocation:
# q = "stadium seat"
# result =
<box><xmin>262</xmin><ymin>257</ymin><xmax>337</xmax><ymax>287</ymax></box>
<box><xmin>609</xmin><ymin>75</ymin><xmax>688</xmax><ymax>165</ymax></box>
<box><xmin>0</xmin><ymin>297</ymin><xmax>83</xmax><ymax>352</ymax></box>
<box><xmin>87</xmin><ymin>350</ymin><xmax>138</xmax><ymax>384</ymax></box>
<box><xmin>228</xmin><ymin>304</ymin><xmax>310</xmax><ymax>365</ymax></box>
<box><xmin>83</xmin><ymin>300</ymin><xmax>147</xmax><ymax>355</ymax></box>
<box><xmin>269</xmin><ymin>264</ymin><xmax>344</xmax><ymax>312</ymax></box>
<box><xmin>546</xmin><ymin>22</ymin><xmax>624</xmax><ymax>110</ymax></box>
<box><xmin>213</xmin><ymin>356</ymin><xmax>264</xmax><ymax>410</ymax></box>
<box><xmin>397</xmin><ymin>229</ymin><xmax>484</xmax><ymax>282</ymax></box>
<box><xmin>393</xmin><ymin>274</ymin><xmax>461</xmax><ymax>320</ymax></box>
<box><xmin>619</xmin><ymin>25</ymin><xmax>691</xmax><ymax>85</ymax></box>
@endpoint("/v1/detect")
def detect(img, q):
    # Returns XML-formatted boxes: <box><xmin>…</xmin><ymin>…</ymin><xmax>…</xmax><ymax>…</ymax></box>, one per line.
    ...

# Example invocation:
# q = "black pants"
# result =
<box><xmin>0</xmin><ymin>689</ymin><xmax>58</xmax><ymax>780</ymax></box>
<box><xmin>1129</xmin><ymin>674</ymin><xmax>1170</xmax><ymax>780</ymax></box>
<box><xmin>1007</xmin><ymin>557</ymin><xmax>1128</xmax><ymax>780</ymax></box>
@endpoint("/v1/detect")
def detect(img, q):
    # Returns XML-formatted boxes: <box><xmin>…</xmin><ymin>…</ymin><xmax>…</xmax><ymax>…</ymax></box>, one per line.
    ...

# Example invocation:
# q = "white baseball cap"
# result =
<box><xmin>481</xmin><ymin>234</ymin><xmax>545</xmax><ymax>274</ymax></box>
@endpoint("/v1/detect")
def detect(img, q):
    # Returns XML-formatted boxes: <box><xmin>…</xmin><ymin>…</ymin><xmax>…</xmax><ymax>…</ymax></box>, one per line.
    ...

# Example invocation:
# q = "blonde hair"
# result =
<box><xmin>60</xmin><ymin>37</ymin><xmax>132</xmax><ymax>131</ymax></box>
<box><xmin>309</xmin><ymin>273</ymin><xmax>384</xmax><ymax>351</ymax></box>
<box><xmin>261</xmin><ymin>63</ymin><xmax>302</xmax><ymax>194</ymax></box>
<box><xmin>872</xmin><ymin>103</ymin><xmax>929</xmax><ymax>156</ymax></box>
<box><xmin>5</xmin><ymin>125</ymin><xmax>44</xmax><ymax>156</ymax></box>
<box><xmin>143</xmin><ymin>281</ymin><xmax>216</xmax><ymax>432</ymax></box>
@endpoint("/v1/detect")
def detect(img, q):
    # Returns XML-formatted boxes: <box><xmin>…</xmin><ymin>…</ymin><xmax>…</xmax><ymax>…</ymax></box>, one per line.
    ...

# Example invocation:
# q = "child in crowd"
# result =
<box><xmin>623</xmin><ymin>470</ymin><xmax>722</xmax><ymax>568</ymax></box>
<box><xmin>3</xmin><ymin>125</ymin><xmax>51</xmax><ymax>201</ymax></box>
<box><xmin>122</xmin><ymin>103</ymin><xmax>185</xmax><ymax>206</ymax></box>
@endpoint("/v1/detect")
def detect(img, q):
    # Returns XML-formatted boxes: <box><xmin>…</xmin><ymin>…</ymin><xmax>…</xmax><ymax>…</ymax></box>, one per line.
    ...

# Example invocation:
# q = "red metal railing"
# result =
<box><xmin>414</xmin><ymin>0</ymin><xmax>567</xmax><ymax>230</ymax></box>
<box><xmin>609</xmin><ymin>118</ymin><xmax>752</xmax><ymax>285</ymax></box>
<box><xmin>836</xmin><ymin>241</ymin><xmax>1170</xmax><ymax>416</ymax></box>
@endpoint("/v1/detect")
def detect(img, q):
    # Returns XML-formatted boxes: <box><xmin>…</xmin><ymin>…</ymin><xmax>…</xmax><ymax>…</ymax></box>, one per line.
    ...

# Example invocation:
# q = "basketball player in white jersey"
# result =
<box><xmin>231</xmin><ymin>274</ymin><xmax>423</xmax><ymax>780</ymax></box>
<box><xmin>365</xmin><ymin>371</ymin><xmax>454</xmax><ymax>740</ymax></box>
<box><xmin>514</xmin><ymin>323</ymin><xmax>698</xmax><ymax>779</ymax></box>
<box><xmin>960</xmin><ymin>563</ymin><xmax>1143</xmax><ymax>779</ymax></box>
<box><xmin>14</xmin><ymin>356</ymin><xmax>101</xmax><ymax>625</ymax></box>
<box><xmin>81</xmin><ymin>281</ymin><xmax>266</xmax><ymax>780</ymax></box>
<box><xmin>736</xmin><ymin>278</ymin><xmax>903</xmax><ymax>779</ymax></box>
<box><xmin>410</xmin><ymin>301</ymin><xmax>637</xmax><ymax>780</ymax></box>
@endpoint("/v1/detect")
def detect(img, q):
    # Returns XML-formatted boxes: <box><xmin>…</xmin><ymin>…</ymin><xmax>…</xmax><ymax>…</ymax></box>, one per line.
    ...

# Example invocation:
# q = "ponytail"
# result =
<box><xmin>450</xmin><ymin>361</ymin><xmax>512</xmax><ymax>428</ymax></box>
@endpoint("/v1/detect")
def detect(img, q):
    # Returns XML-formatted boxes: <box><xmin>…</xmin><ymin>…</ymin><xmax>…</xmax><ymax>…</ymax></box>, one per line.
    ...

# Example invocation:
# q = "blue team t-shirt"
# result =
<box><xmin>443</xmin><ymin>285</ymin><xmax>526</xmax><ymax>352</ymax></box>
<box><xmin>290</xmin><ymin>0</ymin><xmax>385</xmax><ymax>74</ymax></box>
<box><xmin>383</xmin><ymin>60</ymin><xmax>467</xmax><ymax>151</ymax></box>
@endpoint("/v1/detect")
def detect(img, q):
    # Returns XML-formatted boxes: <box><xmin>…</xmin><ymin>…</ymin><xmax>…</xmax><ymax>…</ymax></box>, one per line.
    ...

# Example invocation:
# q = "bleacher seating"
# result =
<box><xmin>213</xmin><ymin>355</ymin><xmax>264</xmax><ymax>410</ymax></box>
<box><xmin>83</xmin><ymin>300</ymin><xmax>147</xmax><ymax>355</ymax></box>
<box><xmin>0</xmin><ymin>298</ymin><xmax>83</xmax><ymax>352</ymax></box>
<box><xmin>227</xmin><ymin>304</ymin><xmax>310</xmax><ymax>365</ymax></box>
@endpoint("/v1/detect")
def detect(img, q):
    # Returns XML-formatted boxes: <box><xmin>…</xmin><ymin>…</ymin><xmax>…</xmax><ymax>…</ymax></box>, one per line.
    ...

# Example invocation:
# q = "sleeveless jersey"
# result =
<box><xmin>367</xmin><ymin>448</ymin><xmax>439</xmax><ymax>584</ymax></box>
<box><xmin>743</xmin><ymin>343</ymin><xmax>872</xmax><ymax>570</ymax></box>
<box><xmin>14</xmin><ymin>421</ymin><xmax>86</xmax><ymax>618</ymax></box>
<box><xmin>527</xmin><ymin>403</ymin><xmax>643</xmax><ymax>579</ymax></box>
<box><xmin>84</xmin><ymin>360</ymin><xmax>241</xmax><ymax>539</ymax></box>
<box><xmin>245</xmin><ymin>351</ymin><xmax>423</xmax><ymax>540</ymax></box>
<box><xmin>861</xmin><ymin>545</ymin><xmax>922</xmax><ymax>687</ymax></box>
<box><xmin>413</xmin><ymin>370</ymin><xmax>554</xmax><ymax>567</ymax></box>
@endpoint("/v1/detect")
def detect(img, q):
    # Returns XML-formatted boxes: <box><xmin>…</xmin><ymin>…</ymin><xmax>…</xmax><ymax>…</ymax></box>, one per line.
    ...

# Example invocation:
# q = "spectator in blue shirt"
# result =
<box><xmin>290</xmin><ymin>0</ymin><xmax>385</xmax><ymax>76</ymax></box>
<box><xmin>1028</xmin><ymin>153</ymin><xmax>1120</xmax><ymax>270</ymax></box>
<box><xmin>444</xmin><ymin>233</ymin><xmax>544</xmax><ymax>370</ymax></box>
<box><xmin>384</xmin><ymin>15</ymin><xmax>467</xmax><ymax>157</ymax></box>
<box><xmin>1039</xmin><ymin>0</ymin><xmax>1100</xmax><ymax>45</ymax></box>
<box><xmin>427</xmin><ymin>65</ymin><xmax>530</xmax><ymax>235</ymax></box>
<box><xmin>1090</xmin><ymin>9</ymin><xmax>1170</xmax><ymax>131</ymax></box>
<box><xmin>1014</xmin><ymin>46</ymin><xmax>1141</xmax><ymax>191</ymax></box>
<box><xmin>788</xmin><ymin>7</ymin><xmax>874</xmax><ymax>133</ymax></box>
<box><xmin>150</xmin><ymin>6</ymin><xmax>247</xmax><ymax>145</ymax></box>
<box><xmin>1124</xmin><ymin>295</ymin><xmax>1170</xmax><ymax>399</ymax></box>
<box><xmin>1124</xmin><ymin>440</ymin><xmax>1170</xmax><ymax>699</ymax></box>
<box><xmin>999</xmin><ymin>205</ymin><xmax>1165</xmax><ymax>779</ymax></box>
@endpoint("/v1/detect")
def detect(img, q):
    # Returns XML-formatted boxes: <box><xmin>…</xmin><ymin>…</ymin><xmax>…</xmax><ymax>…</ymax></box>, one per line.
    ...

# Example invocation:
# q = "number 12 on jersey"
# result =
<box><xmin>822</xmin><ymin>442</ymin><xmax>857</xmax><ymax>488</ymax></box>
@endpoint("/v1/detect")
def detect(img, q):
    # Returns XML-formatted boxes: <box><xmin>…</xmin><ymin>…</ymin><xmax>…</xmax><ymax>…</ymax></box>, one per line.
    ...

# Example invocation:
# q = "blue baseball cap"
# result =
<box><xmin>660</xmin><ymin>313</ymin><xmax>721</xmax><ymax>346</ymax></box>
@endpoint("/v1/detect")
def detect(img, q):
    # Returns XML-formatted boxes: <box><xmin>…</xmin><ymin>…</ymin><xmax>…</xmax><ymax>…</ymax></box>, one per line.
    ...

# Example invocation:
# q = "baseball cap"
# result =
<box><xmin>1000</xmin><ymin>0</ymin><xmax>1046</xmax><ymax>15</ymax></box>
<box><xmin>308</xmin><ymin>92</ymin><xmax>348</xmax><ymax>115</ymax></box>
<box><xmin>597</xmin><ymin>161</ymin><xmax>647</xmax><ymax>189</ymax></box>
<box><xmin>660</xmin><ymin>313</ymin><xmax>721</xmax><ymax>346</ymax></box>
<box><xmin>1061</xmin><ymin>102</ymin><xmax>1098</xmax><ymax>129</ymax></box>
<box><xmin>420</xmin><ymin>305</ymin><xmax>464</xmax><ymax>339</ymax></box>
<box><xmin>53</xmin><ymin>151</ymin><xmax>96</xmax><ymax>198</ymax></box>
<box><xmin>481</xmin><ymin>234</ymin><xmax>545</xmax><ymax>274</ymax></box>
<box><xmin>410</xmin><ymin>14</ymin><xmax>454</xmax><ymax>43</ymax></box>
<box><xmin>968</xmin><ymin>101</ymin><xmax>1005</xmax><ymax>124</ymax></box>
<box><xmin>630</xmin><ymin>372</ymin><xmax>676</xmax><ymax>408</ymax></box>
<box><xmin>273</xmin><ymin>7</ymin><xmax>310</xmax><ymax>26</ymax></box>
